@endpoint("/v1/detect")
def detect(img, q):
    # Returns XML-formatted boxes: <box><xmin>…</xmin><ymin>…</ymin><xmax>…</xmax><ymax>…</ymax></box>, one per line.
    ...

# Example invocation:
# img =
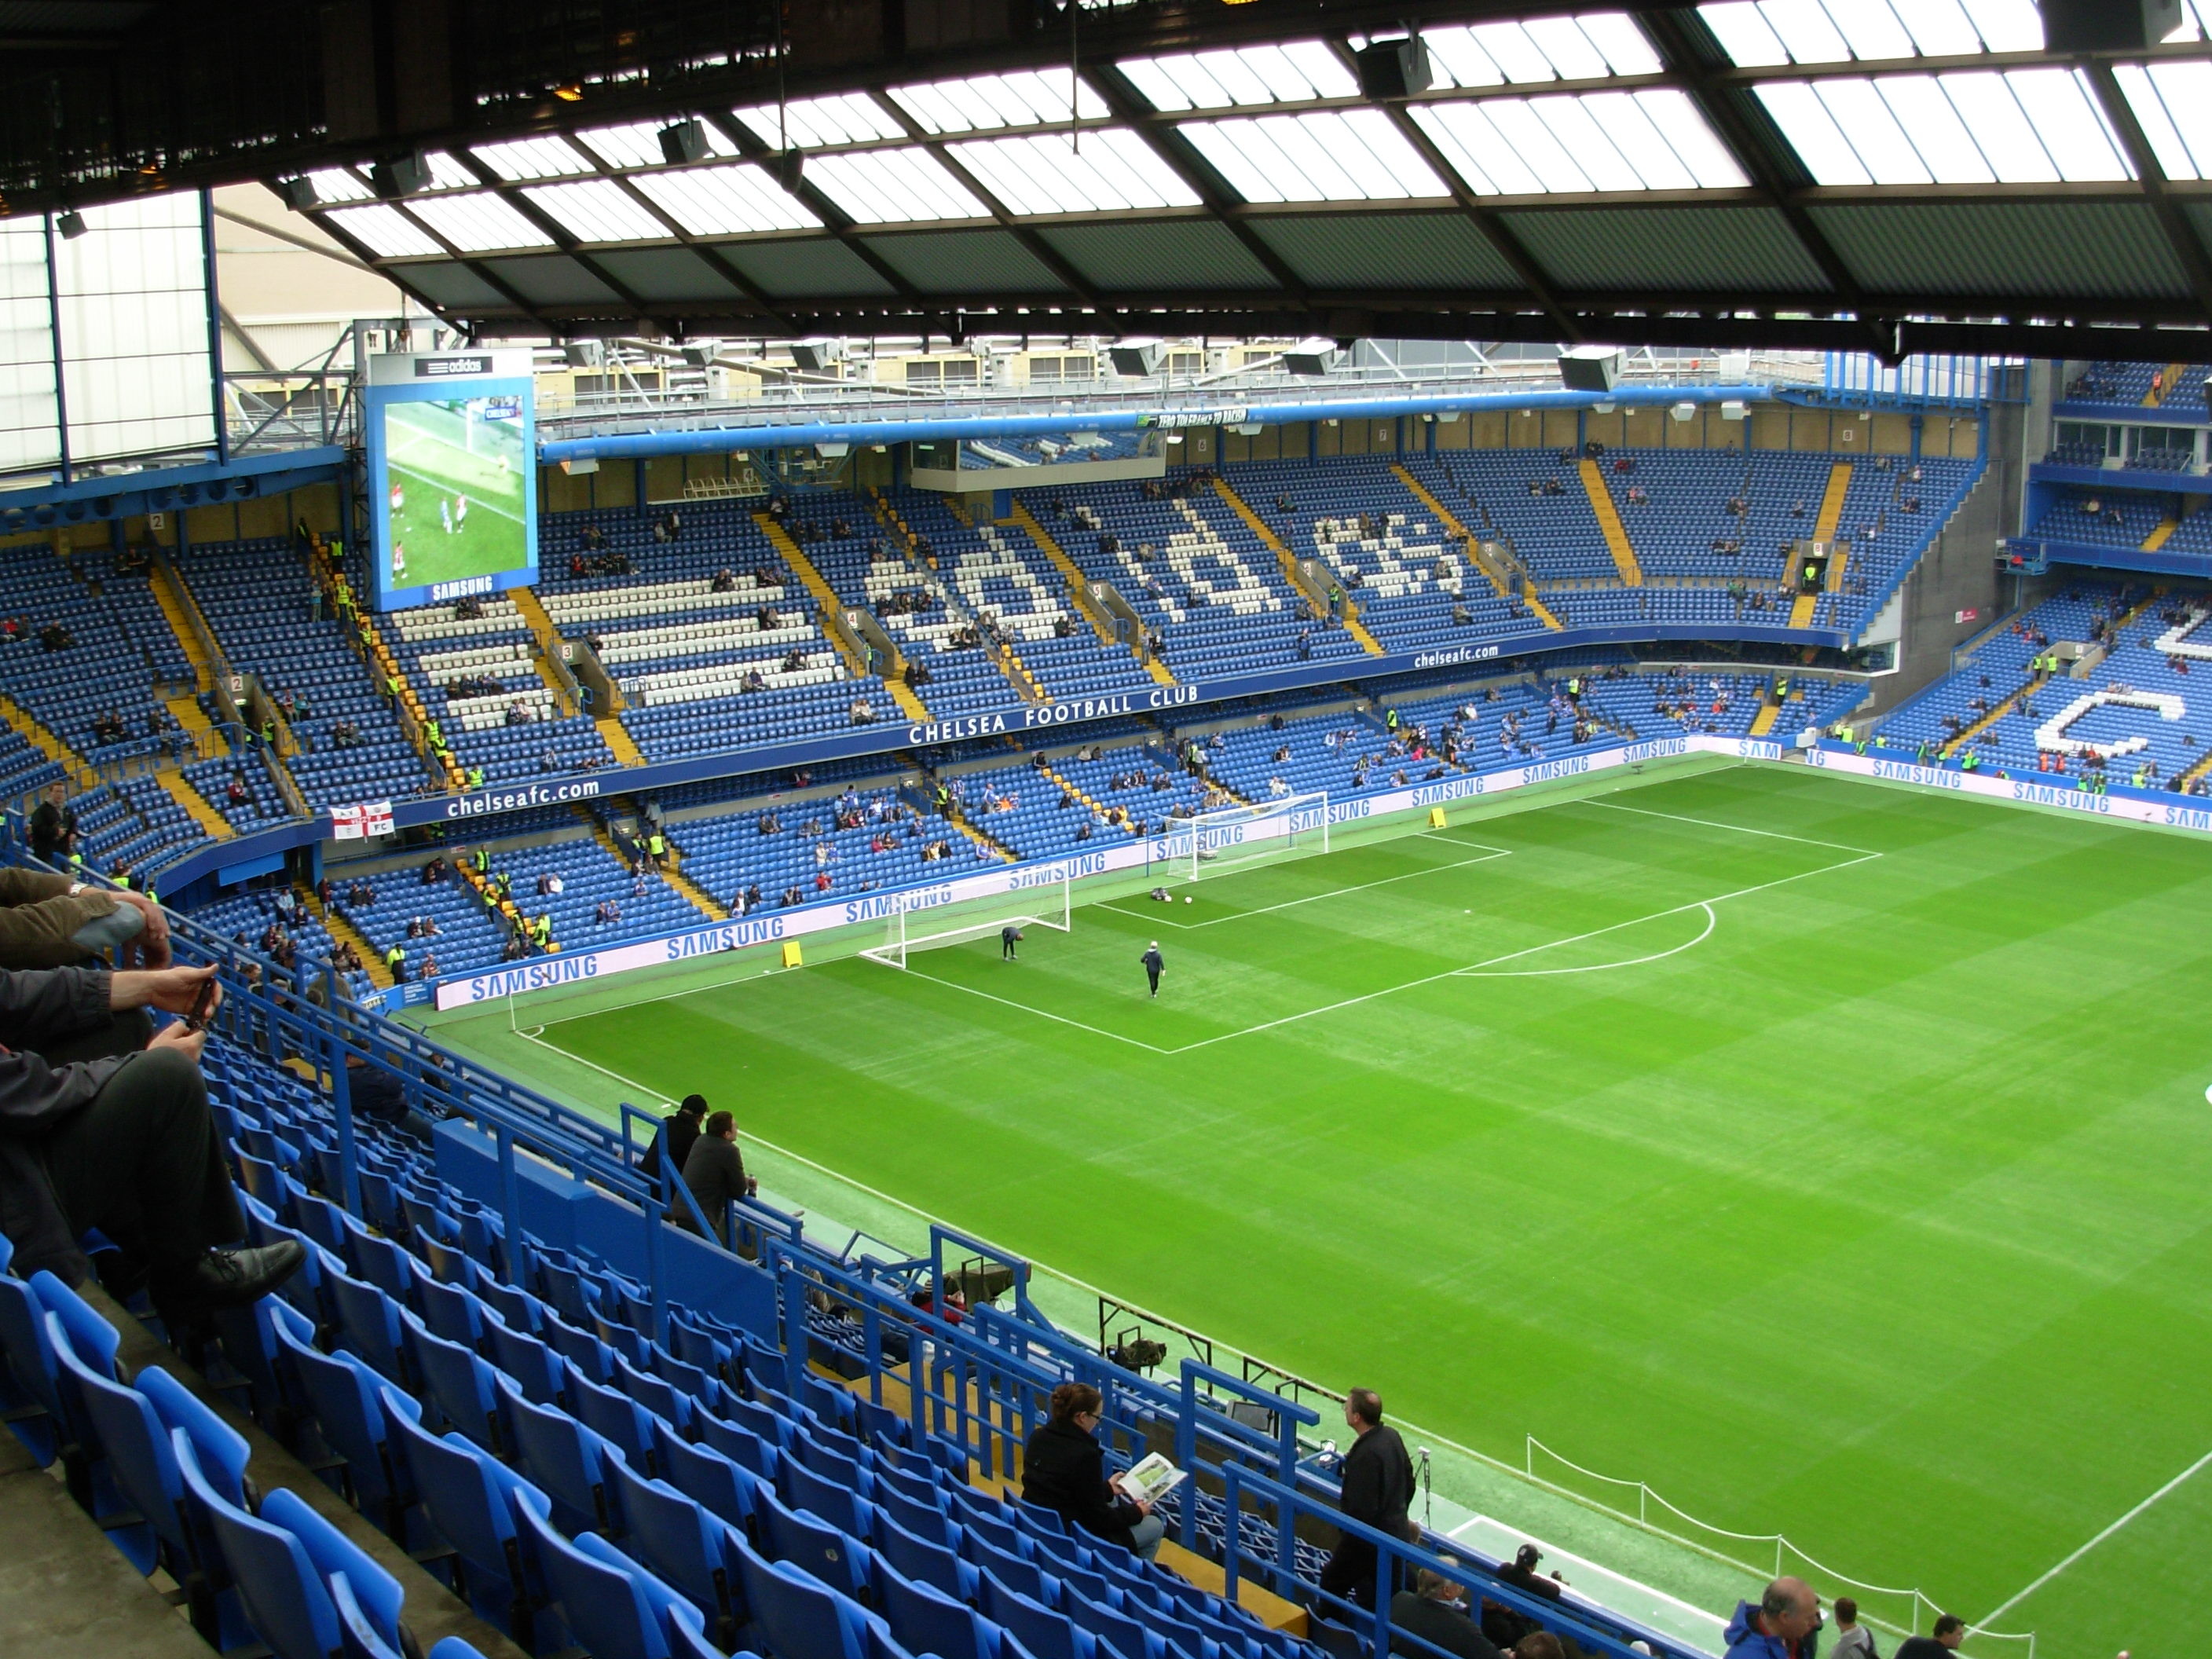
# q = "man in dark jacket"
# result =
<box><xmin>0</xmin><ymin>960</ymin><xmax>302</xmax><ymax>1319</ymax></box>
<box><xmin>639</xmin><ymin>1093</ymin><xmax>708</xmax><ymax>1183</ymax></box>
<box><xmin>1020</xmin><ymin>1381</ymin><xmax>1163</xmax><ymax>1559</ymax></box>
<box><xmin>27</xmin><ymin>782</ymin><xmax>77</xmax><ymax>865</ymax></box>
<box><xmin>1320</xmin><ymin>1386</ymin><xmax>1417</xmax><ymax>1610</ymax></box>
<box><xmin>679</xmin><ymin>1109</ymin><xmax>756</xmax><ymax>1246</ymax></box>
<box><xmin>1391</xmin><ymin>1569</ymin><xmax>1506</xmax><ymax>1659</ymax></box>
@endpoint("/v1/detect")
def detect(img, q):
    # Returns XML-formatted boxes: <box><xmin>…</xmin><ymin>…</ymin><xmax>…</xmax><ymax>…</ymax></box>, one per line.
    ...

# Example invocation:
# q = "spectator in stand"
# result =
<box><xmin>1723</xmin><ymin>1578</ymin><xmax>1822</xmax><ymax>1659</ymax></box>
<box><xmin>1892</xmin><ymin>1617</ymin><xmax>1964</xmax><ymax>1659</ymax></box>
<box><xmin>0</xmin><ymin>959</ymin><xmax>305</xmax><ymax>1324</ymax></box>
<box><xmin>1320</xmin><ymin>1387</ymin><xmax>1416</xmax><ymax>1610</ymax></box>
<box><xmin>1391</xmin><ymin>1568</ymin><xmax>1505</xmax><ymax>1659</ymax></box>
<box><xmin>1020</xmin><ymin>1381</ymin><xmax>1165</xmax><ymax>1562</ymax></box>
<box><xmin>1829</xmin><ymin>1600</ymin><xmax>1877</xmax><ymax>1659</ymax></box>
<box><xmin>1492</xmin><ymin>1544</ymin><xmax>1565</xmax><ymax>1604</ymax></box>
<box><xmin>29</xmin><ymin>783</ymin><xmax>78</xmax><ymax>866</ymax></box>
<box><xmin>640</xmin><ymin>1093</ymin><xmax>707</xmax><ymax>1183</ymax></box>
<box><xmin>678</xmin><ymin>1108</ymin><xmax>756</xmax><ymax>1246</ymax></box>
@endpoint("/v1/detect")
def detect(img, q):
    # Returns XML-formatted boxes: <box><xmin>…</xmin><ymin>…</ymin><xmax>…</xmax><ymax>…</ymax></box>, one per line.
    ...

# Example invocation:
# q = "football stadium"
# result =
<box><xmin>3</xmin><ymin>5</ymin><xmax>2212</xmax><ymax>1659</ymax></box>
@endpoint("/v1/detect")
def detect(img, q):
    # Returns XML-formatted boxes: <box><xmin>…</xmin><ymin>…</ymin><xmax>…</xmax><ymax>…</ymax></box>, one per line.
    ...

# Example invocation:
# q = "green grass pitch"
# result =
<box><xmin>529</xmin><ymin>765</ymin><xmax>2212</xmax><ymax>1657</ymax></box>
<box><xmin>383</xmin><ymin>397</ymin><xmax>529</xmax><ymax>592</ymax></box>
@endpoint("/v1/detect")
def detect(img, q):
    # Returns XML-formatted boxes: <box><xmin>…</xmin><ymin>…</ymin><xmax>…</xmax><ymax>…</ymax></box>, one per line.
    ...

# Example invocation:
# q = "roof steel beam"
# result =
<box><xmin>702</xmin><ymin>111</ymin><xmax>926</xmax><ymax>306</ymax></box>
<box><xmin>2081</xmin><ymin>59</ymin><xmax>2212</xmax><ymax>327</ymax></box>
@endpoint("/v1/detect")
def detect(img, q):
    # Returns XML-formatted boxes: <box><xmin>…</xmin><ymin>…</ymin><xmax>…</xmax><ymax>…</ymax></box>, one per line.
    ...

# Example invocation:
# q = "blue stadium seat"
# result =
<box><xmin>384</xmin><ymin>1402</ymin><xmax>548</xmax><ymax>1648</ymax></box>
<box><xmin>498</xmin><ymin>1372</ymin><xmax>621</xmax><ymax>1536</ymax></box>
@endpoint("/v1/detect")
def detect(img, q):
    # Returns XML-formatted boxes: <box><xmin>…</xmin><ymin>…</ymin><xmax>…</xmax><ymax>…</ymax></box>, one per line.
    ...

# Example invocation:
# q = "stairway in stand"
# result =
<box><xmin>595</xmin><ymin>716</ymin><xmax>645</xmax><ymax>767</ymax></box>
<box><xmin>1210</xmin><ymin>476</ymin><xmax>1386</xmax><ymax>654</ymax></box>
<box><xmin>156</xmin><ymin>771</ymin><xmax>236</xmax><ymax>840</ymax></box>
<box><xmin>1577</xmin><ymin>460</ymin><xmax>1644</xmax><ymax>585</ymax></box>
<box><xmin>0</xmin><ymin>693</ymin><xmax>97</xmax><ymax>790</ymax></box>
<box><xmin>575</xmin><ymin>803</ymin><xmax>726</xmax><ymax>921</ymax></box>
<box><xmin>301</xmin><ymin>887</ymin><xmax>394</xmax><ymax>989</ymax></box>
<box><xmin>1391</xmin><ymin>463</ymin><xmax>1566</xmax><ymax>629</ymax></box>
<box><xmin>148</xmin><ymin>562</ymin><xmax>229</xmax><ymax>756</ymax></box>
<box><xmin>507</xmin><ymin>586</ymin><xmax>579</xmax><ymax>710</ymax></box>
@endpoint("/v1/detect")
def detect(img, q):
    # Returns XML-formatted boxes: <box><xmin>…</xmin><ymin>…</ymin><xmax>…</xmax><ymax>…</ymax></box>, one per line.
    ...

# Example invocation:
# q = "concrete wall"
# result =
<box><xmin>1860</xmin><ymin>407</ymin><xmax>2020</xmax><ymax>720</ymax></box>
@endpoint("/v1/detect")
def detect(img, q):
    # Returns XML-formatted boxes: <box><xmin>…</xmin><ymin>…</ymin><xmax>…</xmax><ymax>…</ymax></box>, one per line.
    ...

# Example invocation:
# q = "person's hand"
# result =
<box><xmin>146</xmin><ymin>1019</ymin><xmax>207</xmax><ymax>1063</ymax></box>
<box><xmin>113</xmin><ymin>889</ymin><xmax>170</xmax><ymax>966</ymax></box>
<box><xmin>1131</xmin><ymin>1495</ymin><xmax>1153</xmax><ymax>1517</ymax></box>
<box><xmin>118</xmin><ymin>962</ymin><xmax>219</xmax><ymax>1017</ymax></box>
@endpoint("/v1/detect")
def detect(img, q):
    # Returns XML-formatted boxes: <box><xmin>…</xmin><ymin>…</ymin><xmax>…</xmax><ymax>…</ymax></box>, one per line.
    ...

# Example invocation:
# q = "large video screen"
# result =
<box><xmin>365</xmin><ymin>356</ymin><xmax>537</xmax><ymax>610</ymax></box>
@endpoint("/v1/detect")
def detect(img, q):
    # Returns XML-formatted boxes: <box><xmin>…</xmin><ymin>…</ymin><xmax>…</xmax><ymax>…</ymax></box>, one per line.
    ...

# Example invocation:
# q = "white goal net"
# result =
<box><xmin>1156</xmin><ymin>792</ymin><xmax>1331</xmax><ymax>882</ymax></box>
<box><xmin>858</xmin><ymin>873</ymin><xmax>1072</xmax><ymax>970</ymax></box>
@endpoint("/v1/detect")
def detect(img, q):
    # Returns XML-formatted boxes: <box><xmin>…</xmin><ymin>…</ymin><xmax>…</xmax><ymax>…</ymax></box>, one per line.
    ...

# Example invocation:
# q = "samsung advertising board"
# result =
<box><xmin>364</xmin><ymin>351</ymin><xmax>537</xmax><ymax>611</ymax></box>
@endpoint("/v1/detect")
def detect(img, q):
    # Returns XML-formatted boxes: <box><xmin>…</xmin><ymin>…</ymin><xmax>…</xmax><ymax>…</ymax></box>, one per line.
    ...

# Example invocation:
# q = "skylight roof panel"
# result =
<box><xmin>1469</xmin><ymin>21</ymin><xmax>1566</xmax><ymax>82</ymax></box>
<box><xmin>1940</xmin><ymin>72</ymin><xmax>2055</xmax><ymax>182</ymax></box>
<box><xmin>522</xmin><ymin>179</ymin><xmax>670</xmax><ymax>242</ymax></box>
<box><xmin>734</xmin><ymin>93</ymin><xmax>904</xmax><ymax>150</ymax></box>
<box><xmin>1902</xmin><ymin>0</ymin><xmax>1995</xmax><ymax>57</ymax></box>
<box><xmin>2002</xmin><ymin>68</ymin><xmax>2130</xmax><ymax>181</ymax></box>
<box><xmin>628</xmin><ymin>166</ymin><xmax>819</xmax><ymax>235</ymax></box>
<box><xmin>472</xmin><ymin>135</ymin><xmax>591</xmax><ymax>181</ymax></box>
<box><xmin>1635</xmin><ymin>90</ymin><xmax>1750</xmax><ymax>187</ymax></box>
<box><xmin>1877</xmin><ymin>76</ymin><xmax>1994</xmax><ymax>184</ymax></box>
<box><xmin>1419</xmin><ymin>28</ymin><xmax>1508</xmax><ymax>89</ymax></box>
<box><xmin>422</xmin><ymin>152</ymin><xmax>482</xmax><ymax>191</ymax></box>
<box><xmin>405</xmin><ymin>192</ymin><xmax>554</xmax><ymax>251</ymax></box>
<box><xmin>1812</xmin><ymin>79</ymin><xmax>1931</xmax><ymax>183</ymax></box>
<box><xmin>805</xmin><ymin>148</ymin><xmax>989</xmax><ymax>222</ymax></box>
<box><xmin>1574</xmin><ymin>13</ymin><xmax>1664</xmax><ymax>75</ymax></box>
<box><xmin>1957</xmin><ymin>0</ymin><xmax>2042</xmax><ymax>53</ymax></box>
<box><xmin>574</xmin><ymin>119</ymin><xmax>737</xmax><ymax>170</ymax></box>
<box><xmin>1697</xmin><ymin>4</ymin><xmax>1790</xmax><ymax>67</ymax></box>
<box><xmin>950</xmin><ymin>130</ymin><xmax>1199</xmax><ymax>214</ymax></box>
<box><xmin>323</xmin><ymin>205</ymin><xmax>441</xmax><ymax>258</ymax></box>
<box><xmin>1179</xmin><ymin>111</ymin><xmax>1445</xmax><ymax>202</ymax></box>
<box><xmin>303</xmin><ymin>168</ymin><xmax>373</xmax><ymax>203</ymax></box>
<box><xmin>2116</xmin><ymin>61</ymin><xmax>2212</xmax><ymax>178</ymax></box>
<box><xmin>1118</xmin><ymin>42</ymin><xmax>1355</xmax><ymax>112</ymax></box>
<box><xmin>1577</xmin><ymin>92</ymin><xmax>1694</xmax><ymax>190</ymax></box>
<box><xmin>1825</xmin><ymin>3</ymin><xmax>1915</xmax><ymax>63</ymax></box>
<box><xmin>1478</xmin><ymin>99</ymin><xmax>1596</xmax><ymax>192</ymax></box>
<box><xmin>1116</xmin><ymin>57</ymin><xmax>1199</xmax><ymax>112</ymax></box>
<box><xmin>1408</xmin><ymin>102</ymin><xmax>1532</xmax><ymax>195</ymax></box>
<box><xmin>1274</xmin><ymin>40</ymin><xmax>1361</xmax><ymax>98</ymax></box>
<box><xmin>1753</xmin><ymin>82</ymin><xmax>1873</xmax><ymax>185</ymax></box>
<box><xmin>1522</xmin><ymin>17</ymin><xmax>1613</xmax><ymax>80</ymax></box>
<box><xmin>1528</xmin><ymin>96</ymin><xmax>1643</xmax><ymax>190</ymax></box>
<box><xmin>1759</xmin><ymin>1</ymin><xmax>1851</xmax><ymax>67</ymax></box>
<box><xmin>891</xmin><ymin>71</ymin><xmax>1107</xmax><ymax>134</ymax></box>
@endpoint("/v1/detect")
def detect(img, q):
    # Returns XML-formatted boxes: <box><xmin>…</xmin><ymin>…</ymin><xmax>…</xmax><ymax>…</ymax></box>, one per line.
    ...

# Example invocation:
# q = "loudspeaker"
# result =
<box><xmin>372</xmin><ymin>152</ymin><xmax>430</xmax><ymax>200</ymax></box>
<box><xmin>1108</xmin><ymin>341</ymin><xmax>1164</xmax><ymax>377</ymax></box>
<box><xmin>1558</xmin><ymin>345</ymin><xmax>1624</xmax><ymax>393</ymax></box>
<box><xmin>1355</xmin><ymin>35</ymin><xmax>1431</xmax><ymax>100</ymax></box>
<box><xmin>274</xmin><ymin>177</ymin><xmax>319</xmax><ymax>211</ymax></box>
<box><xmin>772</xmin><ymin>149</ymin><xmax>805</xmax><ymax>192</ymax></box>
<box><xmin>2043</xmin><ymin>0</ymin><xmax>2181</xmax><ymax>50</ymax></box>
<box><xmin>1284</xmin><ymin>337</ymin><xmax>1342</xmax><ymax>377</ymax></box>
<box><xmin>658</xmin><ymin>119</ymin><xmax>708</xmax><ymax>166</ymax></box>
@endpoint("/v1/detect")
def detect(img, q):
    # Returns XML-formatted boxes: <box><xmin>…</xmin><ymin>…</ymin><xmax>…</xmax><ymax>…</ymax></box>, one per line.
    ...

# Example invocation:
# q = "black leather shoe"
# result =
<box><xmin>178</xmin><ymin>1240</ymin><xmax>307</xmax><ymax>1309</ymax></box>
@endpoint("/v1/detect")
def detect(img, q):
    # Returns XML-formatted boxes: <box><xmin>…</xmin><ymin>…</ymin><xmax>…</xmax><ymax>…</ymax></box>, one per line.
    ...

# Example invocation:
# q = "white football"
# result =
<box><xmin>1185</xmin><ymin>895</ymin><xmax>1193</xmax><ymax>904</ymax></box>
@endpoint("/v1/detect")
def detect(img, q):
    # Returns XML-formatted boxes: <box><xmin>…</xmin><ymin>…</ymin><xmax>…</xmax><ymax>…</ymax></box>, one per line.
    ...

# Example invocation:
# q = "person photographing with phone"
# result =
<box><xmin>1020</xmin><ymin>1381</ymin><xmax>1167</xmax><ymax>1561</ymax></box>
<box><xmin>0</xmin><ymin>959</ymin><xmax>303</xmax><ymax>1331</ymax></box>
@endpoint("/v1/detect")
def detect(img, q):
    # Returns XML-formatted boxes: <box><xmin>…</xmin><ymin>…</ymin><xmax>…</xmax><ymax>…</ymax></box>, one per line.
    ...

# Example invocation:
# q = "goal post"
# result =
<box><xmin>858</xmin><ymin>872</ymin><xmax>1072</xmax><ymax>970</ymax></box>
<box><xmin>1163</xmin><ymin>791</ymin><xmax>1331</xmax><ymax>881</ymax></box>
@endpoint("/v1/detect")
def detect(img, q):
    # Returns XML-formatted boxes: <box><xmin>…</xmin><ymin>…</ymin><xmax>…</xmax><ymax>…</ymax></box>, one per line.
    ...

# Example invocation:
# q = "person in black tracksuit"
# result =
<box><xmin>1141</xmin><ymin>942</ymin><xmax>1164</xmax><ymax>998</ymax></box>
<box><xmin>1002</xmin><ymin>925</ymin><xmax>1022</xmax><ymax>961</ymax></box>
<box><xmin>1319</xmin><ymin>1387</ymin><xmax>1416</xmax><ymax>1613</ymax></box>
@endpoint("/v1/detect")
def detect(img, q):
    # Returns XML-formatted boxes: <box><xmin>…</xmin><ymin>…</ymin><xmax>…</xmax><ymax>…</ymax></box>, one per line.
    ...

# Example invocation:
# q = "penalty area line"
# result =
<box><xmin>1975</xmin><ymin>1444</ymin><xmax>2212</xmax><ymax>1628</ymax></box>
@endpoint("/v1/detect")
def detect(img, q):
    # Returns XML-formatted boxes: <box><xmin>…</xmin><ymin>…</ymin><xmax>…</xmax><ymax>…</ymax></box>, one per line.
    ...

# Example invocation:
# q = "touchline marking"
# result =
<box><xmin>1095</xmin><ymin>839</ymin><xmax>1513</xmax><ymax>931</ymax></box>
<box><xmin>1975</xmin><ymin>1444</ymin><xmax>2212</xmax><ymax>1628</ymax></box>
<box><xmin>1164</xmin><ymin>851</ymin><xmax>1878</xmax><ymax>1053</ymax></box>
<box><xmin>1580</xmin><ymin>797</ymin><xmax>1880</xmax><ymax>856</ymax></box>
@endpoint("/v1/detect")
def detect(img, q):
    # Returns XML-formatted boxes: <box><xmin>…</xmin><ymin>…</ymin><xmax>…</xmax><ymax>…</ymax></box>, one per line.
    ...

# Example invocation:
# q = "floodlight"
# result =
<box><xmin>680</xmin><ymin>345</ymin><xmax>717</xmax><ymax>368</ymax></box>
<box><xmin>1720</xmin><ymin>401</ymin><xmax>1748</xmax><ymax>421</ymax></box>
<box><xmin>789</xmin><ymin>339</ymin><xmax>845</xmax><ymax>373</ymax></box>
<box><xmin>1284</xmin><ymin>338</ymin><xmax>1341</xmax><ymax>377</ymax></box>
<box><xmin>561</xmin><ymin>458</ymin><xmax>599</xmax><ymax>475</ymax></box>
<box><xmin>816</xmin><ymin>442</ymin><xmax>851</xmax><ymax>458</ymax></box>
<box><xmin>562</xmin><ymin>341</ymin><xmax>603</xmax><ymax>368</ymax></box>
<box><xmin>658</xmin><ymin>119</ymin><xmax>709</xmax><ymax>166</ymax></box>
<box><xmin>54</xmin><ymin>210</ymin><xmax>86</xmax><ymax>240</ymax></box>
<box><xmin>1670</xmin><ymin>402</ymin><xmax>1697</xmax><ymax>423</ymax></box>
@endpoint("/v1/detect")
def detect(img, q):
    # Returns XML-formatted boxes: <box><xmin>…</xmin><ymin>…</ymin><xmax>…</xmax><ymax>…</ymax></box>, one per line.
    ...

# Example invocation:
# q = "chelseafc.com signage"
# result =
<box><xmin>364</xmin><ymin>351</ymin><xmax>539</xmax><ymax>614</ymax></box>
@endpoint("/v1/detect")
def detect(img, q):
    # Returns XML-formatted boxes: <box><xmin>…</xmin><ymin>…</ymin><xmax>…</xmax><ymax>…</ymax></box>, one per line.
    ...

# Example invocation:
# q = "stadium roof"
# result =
<box><xmin>20</xmin><ymin>2</ymin><xmax>2212</xmax><ymax>358</ymax></box>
